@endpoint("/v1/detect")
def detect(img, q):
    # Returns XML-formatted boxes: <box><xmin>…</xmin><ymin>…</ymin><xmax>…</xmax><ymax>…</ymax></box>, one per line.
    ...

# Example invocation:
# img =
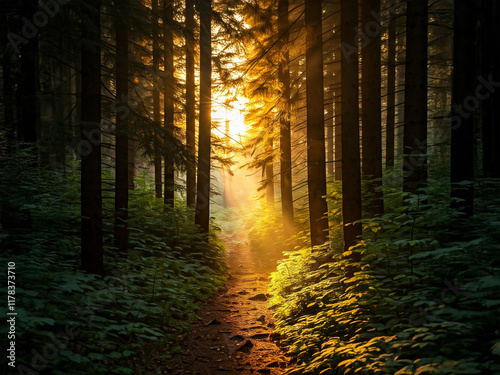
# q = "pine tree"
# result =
<box><xmin>305</xmin><ymin>0</ymin><xmax>329</xmax><ymax>247</ymax></box>
<box><xmin>386</xmin><ymin>3</ymin><xmax>396</xmax><ymax>168</ymax></box>
<box><xmin>185</xmin><ymin>0</ymin><xmax>197</xmax><ymax>207</ymax></box>
<box><xmin>450</xmin><ymin>0</ymin><xmax>475</xmax><ymax>217</ymax></box>
<box><xmin>265</xmin><ymin>139</ymin><xmax>275</xmax><ymax>204</ymax></box>
<box><xmin>163</xmin><ymin>0</ymin><xmax>175</xmax><ymax>207</ymax></box>
<box><xmin>481</xmin><ymin>0</ymin><xmax>500</xmax><ymax>178</ymax></box>
<box><xmin>152</xmin><ymin>0</ymin><xmax>163</xmax><ymax>199</ymax></box>
<box><xmin>0</xmin><ymin>1</ymin><xmax>15</xmax><ymax>147</ymax></box>
<box><xmin>361</xmin><ymin>0</ymin><xmax>384</xmax><ymax>216</ymax></box>
<box><xmin>340</xmin><ymin>0</ymin><xmax>362</xmax><ymax>252</ymax></box>
<box><xmin>278</xmin><ymin>0</ymin><xmax>294</xmax><ymax>237</ymax></box>
<box><xmin>195</xmin><ymin>0</ymin><xmax>212</xmax><ymax>235</ymax></box>
<box><xmin>114</xmin><ymin>0</ymin><xmax>130</xmax><ymax>256</ymax></box>
<box><xmin>403</xmin><ymin>0</ymin><xmax>428</xmax><ymax>194</ymax></box>
<box><xmin>18</xmin><ymin>0</ymin><xmax>38</xmax><ymax>144</ymax></box>
<box><xmin>80</xmin><ymin>0</ymin><xmax>104</xmax><ymax>275</ymax></box>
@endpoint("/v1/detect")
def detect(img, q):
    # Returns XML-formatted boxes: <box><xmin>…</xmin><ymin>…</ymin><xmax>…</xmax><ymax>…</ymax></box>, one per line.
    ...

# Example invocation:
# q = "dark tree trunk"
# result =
<box><xmin>18</xmin><ymin>0</ymin><xmax>38</xmax><ymax>143</ymax></box>
<box><xmin>154</xmin><ymin>156</ymin><xmax>162</xmax><ymax>198</ymax></box>
<box><xmin>266</xmin><ymin>139</ymin><xmax>274</xmax><ymax>204</ymax></box>
<box><xmin>195</xmin><ymin>0</ymin><xmax>212</xmax><ymax>235</ymax></box>
<box><xmin>334</xmin><ymin>90</ymin><xmax>342</xmax><ymax>181</ymax></box>
<box><xmin>278</xmin><ymin>0</ymin><xmax>294</xmax><ymax>237</ymax></box>
<box><xmin>128</xmin><ymin>137</ymin><xmax>136</xmax><ymax>190</ymax></box>
<box><xmin>305</xmin><ymin>0</ymin><xmax>329</xmax><ymax>247</ymax></box>
<box><xmin>361</xmin><ymin>0</ymin><xmax>384</xmax><ymax>216</ymax></box>
<box><xmin>80</xmin><ymin>0</ymin><xmax>104</xmax><ymax>276</ymax></box>
<box><xmin>185</xmin><ymin>0</ymin><xmax>197</xmax><ymax>207</ymax></box>
<box><xmin>334</xmin><ymin>4</ymin><xmax>342</xmax><ymax>182</ymax></box>
<box><xmin>340</xmin><ymin>0</ymin><xmax>362</xmax><ymax>252</ymax></box>
<box><xmin>0</xmin><ymin>2</ymin><xmax>15</xmax><ymax>144</ymax></box>
<box><xmin>403</xmin><ymin>0</ymin><xmax>428</xmax><ymax>194</ymax></box>
<box><xmin>152</xmin><ymin>0</ymin><xmax>162</xmax><ymax>199</ymax></box>
<box><xmin>114</xmin><ymin>0</ymin><xmax>129</xmax><ymax>256</ymax></box>
<box><xmin>481</xmin><ymin>0</ymin><xmax>500</xmax><ymax>178</ymax></box>
<box><xmin>450</xmin><ymin>0</ymin><xmax>475</xmax><ymax>217</ymax></box>
<box><xmin>324</xmin><ymin>2</ymin><xmax>335</xmax><ymax>178</ymax></box>
<box><xmin>386</xmin><ymin>7</ymin><xmax>396</xmax><ymax>168</ymax></box>
<box><xmin>326</xmin><ymin>84</ymin><xmax>334</xmax><ymax>177</ymax></box>
<box><xmin>163</xmin><ymin>0</ymin><xmax>175</xmax><ymax>208</ymax></box>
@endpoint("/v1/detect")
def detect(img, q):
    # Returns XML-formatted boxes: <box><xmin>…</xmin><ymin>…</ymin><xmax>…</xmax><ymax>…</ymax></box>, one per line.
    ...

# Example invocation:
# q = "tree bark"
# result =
<box><xmin>128</xmin><ymin>137</ymin><xmax>136</xmax><ymax>190</ymax></box>
<box><xmin>386</xmin><ymin>6</ymin><xmax>396</xmax><ymax>168</ymax></box>
<box><xmin>266</xmin><ymin>139</ymin><xmax>274</xmax><ymax>204</ymax></box>
<box><xmin>340</xmin><ymin>0</ymin><xmax>362</xmax><ymax>252</ymax></box>
<box><xmin>114</xmin><ymin>0</ymin><xmax>129</xmax><ymax>256</ymax></box>
<box><xmin>195</xmin><ymin>0</ymin><xmax>212</xmax><ymax>235</ymax></box>
<box><xmin>481</xmin><ymin>0</ymin><xmax>500</xmax><ymax>178</ymax></box>
<box><xmin>81</xmin><ymin>0</ymin><xmax>104</xmax><ymax>276</ymax></box>
<box><xmin>450</xmin><ymin>0</ymin><xmax>475</xmax><ymax>217</ymax></box>
<box><xmin>185</xmin><ymin>0</ymin><xmax>197</xmax><ymax>207</ymax></box>
<box><xmin>334</xmin><ymin>4</ymin><xmax>342</xmax><ymax>182</ymax></box>
<box><xmin>324</xmin><ymin>2</ymin><xmax>335</xmax><ymax>178</ymax></box>
<box><xmin>361</xmin><ymin>0</ymin><xmax>384</xmax><ymax>216</ymax></box>
<box><xmin>0</xmin><ymin>2</ymin><xmax>15</xmax><ymax>145</ymax></box>
<box><xmin>403</xmin><ymin>0</ymin><xmax>428</xmax><ymax>194</ymax></box>
<box><xmin>305</xmin><ymin>0</ymin><xmax>329</xmax><ymax>247</ymax></box>
<box><xmin>278</xmin><ymin>0</ymin><xmax>294</xmax><ymax>237</ymax></box>
<box><xmin>163</xmin><ymin>0</ymin><xmax>175</xmax><ymax>208</ymax></box>
<box><xmin>152</xmin><ymin>0</ymin><xmax>162</xmax><ymax>199</ymax></box>
<box><xmin>18</xmin><ymin>0</ymin><xmax>38</xmax><ymax>144</ymax></box>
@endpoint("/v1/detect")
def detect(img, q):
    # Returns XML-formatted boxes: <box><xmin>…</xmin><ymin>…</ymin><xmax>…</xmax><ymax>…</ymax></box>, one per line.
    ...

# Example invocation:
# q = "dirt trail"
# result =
<box><xmin>168</xmin><ymin>234</ymin><xmax>291</xmax><ymax>374</ymax></box>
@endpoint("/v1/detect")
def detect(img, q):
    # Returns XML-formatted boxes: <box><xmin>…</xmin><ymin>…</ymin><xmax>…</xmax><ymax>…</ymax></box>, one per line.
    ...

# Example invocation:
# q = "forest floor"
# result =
<box><xmin>167</xmin><ymin>230</ymin><xmax>292</xmax><ymax>374</ymax></box>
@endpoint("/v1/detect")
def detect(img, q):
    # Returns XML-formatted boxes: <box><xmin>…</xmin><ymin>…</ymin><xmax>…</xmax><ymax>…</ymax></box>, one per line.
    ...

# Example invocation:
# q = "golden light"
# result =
<box><xmin>212</xmin><ymin>96</ymin><xmax>248</xmax><ymax>143</ymax></box>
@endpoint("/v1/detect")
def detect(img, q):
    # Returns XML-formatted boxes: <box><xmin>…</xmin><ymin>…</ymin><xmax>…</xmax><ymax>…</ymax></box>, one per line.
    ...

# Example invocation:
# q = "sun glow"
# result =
<box><xmin>212</xmin><ymin>96</ymin><xmax>248</xmax><ymax>143</ymax></box>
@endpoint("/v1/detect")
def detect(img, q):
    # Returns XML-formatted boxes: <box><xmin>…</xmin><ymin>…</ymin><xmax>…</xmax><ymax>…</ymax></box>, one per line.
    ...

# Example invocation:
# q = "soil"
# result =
<box><xmin>167</xmin><ymin>233</ymin><xmax>291</xmax><ymax>374</ymax></box>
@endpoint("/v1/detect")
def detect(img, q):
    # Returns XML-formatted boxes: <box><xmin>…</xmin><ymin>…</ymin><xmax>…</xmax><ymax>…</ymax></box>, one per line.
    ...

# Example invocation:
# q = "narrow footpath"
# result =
<box><xmin>167</xmin><ymin>234</ymin><xmax>291</xmax><ymax>374</ymax></box>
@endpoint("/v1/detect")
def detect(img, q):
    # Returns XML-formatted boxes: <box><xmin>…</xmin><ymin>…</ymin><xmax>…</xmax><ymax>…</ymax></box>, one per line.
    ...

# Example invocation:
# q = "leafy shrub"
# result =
<box><xmin>0</xmin><ymin>150</ymin><xmax>226</xmax><ymax>374</ymax></box>
<box><xmin>269</xmin><ymin>177</ymin><xmax>500</xmax><ymax>375</ymax></box>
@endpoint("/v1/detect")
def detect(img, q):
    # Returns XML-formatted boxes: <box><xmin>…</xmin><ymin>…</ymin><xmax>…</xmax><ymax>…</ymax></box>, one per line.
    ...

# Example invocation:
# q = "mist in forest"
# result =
<box><xmin>221</xmin><ymin>153</ymin><xmax>260</xmax><ymax>209</ymax></box>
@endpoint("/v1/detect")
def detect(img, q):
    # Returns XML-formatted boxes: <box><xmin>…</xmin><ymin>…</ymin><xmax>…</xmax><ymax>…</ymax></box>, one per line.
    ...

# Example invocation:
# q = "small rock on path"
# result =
<box><xmin>167</xmin><ymin>235</ymin><xmax>291</xmax><ymax>374</ymax></box>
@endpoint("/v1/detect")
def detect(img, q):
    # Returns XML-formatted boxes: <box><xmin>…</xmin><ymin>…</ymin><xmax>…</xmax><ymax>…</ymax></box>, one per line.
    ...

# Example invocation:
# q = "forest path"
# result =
<box><xmin>167</xmin><ymin>231</ymin><xmax>291</xmax><ymax>374</ymax></box>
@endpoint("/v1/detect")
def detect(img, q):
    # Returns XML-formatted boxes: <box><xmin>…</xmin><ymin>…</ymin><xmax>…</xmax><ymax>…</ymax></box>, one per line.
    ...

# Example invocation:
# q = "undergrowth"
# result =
<box><xmin>269</xmin><ymin>177</ymin><xmax>500</xmax><ymax>375</ymax></box>
<box><xmin>0</xmin><ymin>150</ymin><xmax>226</xmax><ymax>374</ymax></box>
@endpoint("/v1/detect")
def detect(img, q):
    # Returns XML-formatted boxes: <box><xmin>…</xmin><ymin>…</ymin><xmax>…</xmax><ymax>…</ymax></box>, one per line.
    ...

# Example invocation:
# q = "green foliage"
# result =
<box><xmin>245</xmin><ymin>202</ymin><xmax>285</xmax><ymax>253</ymax></box>
<box><xmin>269</xmin><ymin>177</ymin><xmax>500</xmax><ymax>375</ymax></box>
<box><xmin>0</xmin><ymin>151</ymin><xmax>226</xmax><ymax>374</ymax></box>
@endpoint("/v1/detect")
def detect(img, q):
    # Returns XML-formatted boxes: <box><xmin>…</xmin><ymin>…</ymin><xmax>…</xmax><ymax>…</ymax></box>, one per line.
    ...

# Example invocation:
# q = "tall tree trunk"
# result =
<box><xmin>195</xmin><ymin>0</ymin><xmax>212</xmax><ymax>235</ymax></box>
<box><xmin>185</xmin><ymin>0</ymin><xmax>197</xmax><ymax>207</ymax></box>
<box><xmin>81</xmin><ymin>0</ymin><xmax>104</xmax><ymax>276</ymax></box>
<box><xmin>266</xmin><ymin>139</ymin><xmax>274</xmax><ymax>204</ymax></box>
<box><xmin>305</xmin><ymin>0</ymin><xmax>329</xmax><ymax>247</ymax></box>
<box><xmin>152</xmin><ymin>0</ymin><xmax>162</xmax><ymax>199</ymax></box>
<box><xmin>114</xmin><ymin>0</ymin><xmax>129</xmax><ymax>256</ymax></box>
<box><xmin>0</xmin><ymin>2</ymin><xmax>15</xmax><ymax>145</ymax></box>
<box><xmin>340</xmin><ymin>0</ymin><xmax>362</xmax><ymax>252</ymax></box>
<box><xmin>326</xmin><ymin>84</ymin><xmax>334</xmax><ymax>177</ymax></box>
<box><xmin>324</xmin><ymin>2</ymin><xmax>335</xmax><ymax>178</ymax></box>
<box><xmin>18</xmin><ymin>0</ymin><xmax>38</xmax><ymax>144</ymax></box>
<box><xmin>278</xmin><ymin>0</ymin><xmax>294</xmax><ymax>237</ymax></box>
<box><xmin>386</xmin><ymin>7</ymin><xmax>396</xmax><ymax>168</ymax></box>
<box><xmin>334</xmin><ymin>3</ymin><xmax>342</xmax><ymax>182</ymax></box>
<box><xmin>403</xmin><ymin>0</ymin><xmax>428</xmax><ymax>194</ymax></box>
<box><xmin>361</xmin><ymin>0</ymin><xmax>383</xmax><ymax>216</ymax></box>
<box><xmin>481</xmin><ymin>0</ymin><xmax>500</xmax><ymax>178</ymax></box>
<box><xmin>163</xmin><ymin>0</ymin><xmax>175</xmax><ymax>207</ymax></box>
<box><xmin>128</xmin><ymin>137</ymin><xmax>136</xmax><ymax>189</ymax></box>
<box><xmin>450</xmin><ymin>0</ymin><xmax>475</xmax><ymax>217</ymax></box>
